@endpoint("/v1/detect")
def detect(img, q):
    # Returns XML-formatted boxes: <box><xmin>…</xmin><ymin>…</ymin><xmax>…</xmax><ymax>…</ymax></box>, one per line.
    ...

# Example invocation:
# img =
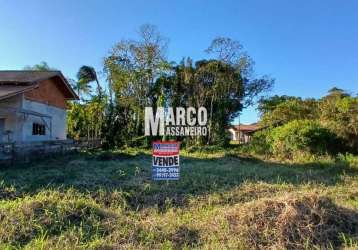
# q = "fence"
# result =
<box><xmin>0</xmin><ymin>139</ymin><xmax>101</xmax><ymax>164</ymax></box>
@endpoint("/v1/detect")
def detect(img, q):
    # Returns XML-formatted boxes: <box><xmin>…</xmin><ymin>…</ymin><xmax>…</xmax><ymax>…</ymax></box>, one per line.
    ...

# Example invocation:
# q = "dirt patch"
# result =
<box><xmin>226</xmin><ymin>193</ymin><xmax>358</xmax><ymax>249</ymax></box>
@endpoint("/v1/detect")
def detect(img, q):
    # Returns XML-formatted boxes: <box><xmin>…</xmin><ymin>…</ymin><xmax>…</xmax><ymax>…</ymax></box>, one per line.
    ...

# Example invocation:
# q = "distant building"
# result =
<box><xmin>0</xmin><ymin>71</ymin><xmax>78</xmax><ymax>143</ymax></box>
<box><xmin>228</xmin><ymin>123</ymin><xmax>260</xmax><ymax>143</ymax></box>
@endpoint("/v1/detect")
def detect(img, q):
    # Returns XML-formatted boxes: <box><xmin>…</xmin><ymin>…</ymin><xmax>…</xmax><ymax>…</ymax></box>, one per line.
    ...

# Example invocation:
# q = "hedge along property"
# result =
<box><xmin>0</xmin><ymin>71</ymin><xmax>78</xmax><ymax>144</ymax></box>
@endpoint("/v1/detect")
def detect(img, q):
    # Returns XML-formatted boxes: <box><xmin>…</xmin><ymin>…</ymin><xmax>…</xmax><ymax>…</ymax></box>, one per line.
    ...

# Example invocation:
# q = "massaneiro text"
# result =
<box><xmin>144</xmin><ymin>107</ymin><xmax>208</xmax><ymax>136</ymax></box>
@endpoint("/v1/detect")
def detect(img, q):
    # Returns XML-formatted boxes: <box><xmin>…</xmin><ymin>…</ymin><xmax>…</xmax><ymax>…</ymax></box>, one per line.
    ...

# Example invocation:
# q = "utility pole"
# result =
<box><xmin>238</xmin><ymin>113</ymin><xmax>241</xmax><ymax>144</ymax></box>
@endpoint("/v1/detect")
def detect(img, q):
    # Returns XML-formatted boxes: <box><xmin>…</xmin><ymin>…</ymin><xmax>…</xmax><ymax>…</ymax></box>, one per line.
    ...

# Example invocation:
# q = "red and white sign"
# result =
<box><xmin>152</xmin><ymin>141</ymin><xmax>180</xmax><ymax>180</ymax></box>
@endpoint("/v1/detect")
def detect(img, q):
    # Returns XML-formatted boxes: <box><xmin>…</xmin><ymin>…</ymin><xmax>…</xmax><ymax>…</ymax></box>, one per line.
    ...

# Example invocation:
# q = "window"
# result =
<box><xmin>32</xmin><ymin>123</ymin><xmax>46</xmax><ymax>135</ymax></box>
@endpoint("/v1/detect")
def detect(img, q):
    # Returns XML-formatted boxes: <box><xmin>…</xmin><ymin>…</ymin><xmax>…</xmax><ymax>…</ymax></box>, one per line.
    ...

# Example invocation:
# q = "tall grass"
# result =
<box><xmin>0</xmin><ymin>148</ymin><xmax>357</xmax><ymax>249</ymax></box>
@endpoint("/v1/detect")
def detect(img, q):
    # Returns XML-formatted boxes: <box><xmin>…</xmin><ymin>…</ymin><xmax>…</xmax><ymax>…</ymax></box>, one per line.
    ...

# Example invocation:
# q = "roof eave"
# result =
<box><xmin>55</xmin><ymin>72</ymin><xmax>79</xmax><ymax>100</ymax></box>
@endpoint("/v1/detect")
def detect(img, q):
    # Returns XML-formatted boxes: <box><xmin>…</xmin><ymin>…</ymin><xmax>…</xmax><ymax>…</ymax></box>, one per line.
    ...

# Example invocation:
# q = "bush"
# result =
<box><xmin>270</xmin><ymin>120</ymin><xmax>341</xmax><ymax>159</ymax></box>
<box><xmin>337</xmin><ymin>153</ymin><xmax>358</xmax><ymax>168</ymax></box>
<box><xmin>248</xmin><ymin>129</ymin><xmax>273</xmax><ymax>155</ymax></box>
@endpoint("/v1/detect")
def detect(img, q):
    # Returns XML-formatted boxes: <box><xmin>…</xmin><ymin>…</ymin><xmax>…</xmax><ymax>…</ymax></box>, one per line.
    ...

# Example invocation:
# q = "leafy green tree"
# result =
<box><xmin>102</xmin><ymin>28</ymin><xmax>273</xmax><ymax>147</ymax></box>
<box><xmin>319</xmin><ymin>89</ymin><xmax>358</xmax><ymax>150</ymax></box>
<box><xmin>258</xmin><ymin>95</ymin><xmax>298</xmax><ymax>116</ymax></box>
<box><xmin>67</xmin><ymin>102</ymin><xmax>87</xmax><ymax>139</ymax></box>
<box><xmin>23</xmin><ymin>61</ymin><xmax>56</xmax><ymax>71</ymax></box>
<box><xmin>101</xmin><ymin>103</ymin><xmax>134</xmax><ymax>149</ymax></box>
<box><xmin>158</xmin><ymin>58</ymin><xmax>272</xmax><ymax>146</ymax></box>
<box><xmin>67</xmin><ymin>96</ymin><xmax>107</xmax><ymax>140</ymax></box>
<box><xmin>103</xmin><ymin>24</ymin><xmax>169</xmax><ymax>144</ymax></box>
<box><xmin>325</xmin><ymin>87</ymin><xmax>350</xmax><ymax>99</ymax></box>
<box><xmin>254</xmin><ymin>88</ymin><xmax>357</xmax><ymax>155</ymax></box>
<box><xmin>260</xmin><ymin>98</ymin><xmax>319</xmax><ymax>126</ymax></box>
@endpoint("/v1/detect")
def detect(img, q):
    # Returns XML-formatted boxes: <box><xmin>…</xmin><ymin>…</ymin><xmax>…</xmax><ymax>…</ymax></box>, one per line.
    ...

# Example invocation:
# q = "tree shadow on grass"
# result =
<box><xmin>0</xmin><ymin>150</ymin><xmax>357</xmax><ymax>210</ymax></box>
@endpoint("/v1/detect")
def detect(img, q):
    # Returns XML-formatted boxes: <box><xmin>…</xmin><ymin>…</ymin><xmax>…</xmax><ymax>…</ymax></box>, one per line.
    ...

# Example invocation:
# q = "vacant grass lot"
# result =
<box><xmin>0</xmin><ymin>148</ymin><xmax>357</xmax><ymax>249</ymax></box>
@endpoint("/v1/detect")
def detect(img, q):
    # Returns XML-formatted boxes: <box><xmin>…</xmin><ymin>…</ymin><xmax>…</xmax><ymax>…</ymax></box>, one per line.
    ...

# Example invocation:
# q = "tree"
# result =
<box><xmin>326</xmin><ymin>87</ymin><xmax>350</xmax><ymax>99</ymax></box>
<box><xmin>68</xmin><ymin>78</ymin><xmax>91</xmax><ymax>100</ymax></box>
<box><xmin>258</xmin><ymin>95</ymin><xmax>298</xmax><ymax>116</ymax></box>
<box><xmin>206</xmin><ymin>37</ymin><xmax>253</xmax><ymax>76</ymax></box>
<box><xmin>159</xmin><ymin>57</ymin><xmax>272</xmax><ymax>146</ymax></box>
<box><xmin>23</xmin><ymin>61</ymin><xmax>56</xmax><ymax>71</ymax></box>
<box><xmin>103</xmin><ymin>24</ymin><xmax>169</xmax><ymax>143</ymax></box>
<box><xmin>203</xmin><ymin>37</ymin><xmax>273</xmax><ymax>144</ymax></box>
<box><xmin>319</xmin><ymin>89</ymin><xmax>358</xmax><ymax>150</ymax></box>
<box><xmin>67</xmin><ymin>66</ymin><xmax>107</xmax><ymax>140</ymax></box>
<box><xmin>192</xmin><ymin>59</ymin><xmax>244</xmax><ymax>144</ymax></box>
<box><xmin>77</xmin><ymin>66</ymin><xmax>102</xmax><ymax>99</ymax></box>
<box><xmin>259</xmin><ymin>98</ymin><xmax>319</xmax><ymax>126</ymax></box>
<box><xmin>67</xmin><ymin>96</ymin><xmax>107</xmax><ymax>140</ymax></box>
<box><xmin>206</xmin><ymin>37</ymin><xmax>273</xmax><ymax>107</ymax></box>
<box><xmin>67</xmin><ymin>102</ymin><xmax>87</xmax><ymax>139</ymax></box>
<box><xmin>101</xmin><ymin>103</ymin><xmax>134</xmax><ymax>149</ymax></box>
<box><xmin>102</xmin><ymin>28</ymin><xmax>273</xmax><ymax>147</ymax></box>
<box><xmin>256</xmin><ymin>89</ymin><xmax>357</xmax><ymax>153</ymax></box>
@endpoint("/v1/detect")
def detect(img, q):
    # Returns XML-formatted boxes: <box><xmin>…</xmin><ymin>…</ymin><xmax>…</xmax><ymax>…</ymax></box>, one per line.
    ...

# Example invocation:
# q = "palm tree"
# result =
<box><xmin>68</xmin><ymin>78</ymin><xmax>91</xmax><ymax>100</ymax></box>
<box><xmin>76</xmin><ymin>66</ymin><xmax>104</xmax><ymax>140</ymax></box>
<box><xmin>77</xmin><ymin>66</ymin><xmax>102</xmax><ymax>99</ymax></box>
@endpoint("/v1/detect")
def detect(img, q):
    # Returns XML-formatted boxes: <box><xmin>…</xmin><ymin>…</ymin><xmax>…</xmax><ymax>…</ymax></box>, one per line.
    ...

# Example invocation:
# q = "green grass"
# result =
<box><xmin>0</xmin><ymin>148</ymin><xmax>357</xmax><ymax>249</ymax></box>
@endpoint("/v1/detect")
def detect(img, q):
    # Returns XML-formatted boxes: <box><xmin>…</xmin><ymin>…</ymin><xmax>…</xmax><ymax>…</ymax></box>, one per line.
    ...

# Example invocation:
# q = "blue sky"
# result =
<box><xmin>1</xmin><ymin>0</ymin><xmax>357</xmax><ymax>124</ymax></box>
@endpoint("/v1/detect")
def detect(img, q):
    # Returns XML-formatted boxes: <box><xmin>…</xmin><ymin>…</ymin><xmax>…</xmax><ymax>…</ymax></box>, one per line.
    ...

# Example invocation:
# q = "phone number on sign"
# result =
<box><xmin>154</xmin><ymin>172</ymin><xmax>179</xmax><ymax>178</ymax></box>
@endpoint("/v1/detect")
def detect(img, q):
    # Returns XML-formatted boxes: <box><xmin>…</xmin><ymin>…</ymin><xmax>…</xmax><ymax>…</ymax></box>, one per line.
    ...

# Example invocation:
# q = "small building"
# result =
<box><xmin>228</xmin><ymin>123</ymin><xmax>260</xmax><ymax>143</ymax></box>
<box><xmin>0</xmin><ymin>71</ymin><xmax>78</xmax><ymax>143</ymax></box>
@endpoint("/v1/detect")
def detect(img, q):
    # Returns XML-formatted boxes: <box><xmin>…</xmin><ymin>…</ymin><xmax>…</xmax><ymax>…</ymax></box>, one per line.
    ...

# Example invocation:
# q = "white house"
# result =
<box><xmin>0</xmin><ymin>71</ymin><xmax>78</xmax><ymax>143</ymax></box>
<box><xmin>228</xmin><ymin>123</ymin><xmax>260</xmax><ymax>144</ymax></box>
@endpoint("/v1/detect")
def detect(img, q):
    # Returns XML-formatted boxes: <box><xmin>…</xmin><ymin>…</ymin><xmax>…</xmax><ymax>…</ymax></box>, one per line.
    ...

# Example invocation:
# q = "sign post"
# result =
<box><xmin>152</xmin><ymin>141</ymin><xmax>180</xmax><ymax>180</ymax></box>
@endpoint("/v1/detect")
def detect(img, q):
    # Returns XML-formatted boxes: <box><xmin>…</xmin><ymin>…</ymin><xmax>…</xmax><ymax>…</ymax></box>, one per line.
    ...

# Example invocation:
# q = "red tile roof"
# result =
<box><xmin>0</xmin><ymin>71</ymin><xmax>59</xmax><ymax>83</ymax></box>
<box><xmin>231</xmin><ymin>124</ymin><xmax>260</xmax><ymax>132</ymax></box>
<box><xmin>0</xmin><ymin>71</ymin><xmax>78</xmax><ymax>100</ymax></box>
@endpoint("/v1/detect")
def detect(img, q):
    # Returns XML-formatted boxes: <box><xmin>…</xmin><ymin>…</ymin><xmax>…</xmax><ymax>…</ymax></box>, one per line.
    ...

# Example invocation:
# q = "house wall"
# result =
<box><xmin>0</xmin><ymin>94</ymin><xmax>67</xmax><ymax>143</ymax></box>
<box><xmin>228</xmin><ymin>128</ymin><xmax>237</xmax><ymax>141</ymax></box>
<box><xmin>241</xmin><ymin>133</ymin><xmax>251</xmax><ymax>144</ymax></box>
<box><xmin>21</xmin><ymin>78</ymin><xmax>68</xmax><ymax>142</ymax></box>
<box><xmin>0</xmin><ymin>95</ymin><xmax>23</xmax><ymax>142</ymax></box>
<box><xmin>24</xmin><ymin>78</ymin><xmax>68</xmax><ymax>109</ymax></box>
<box><xmin>22</xmin><ymin>98</ymin><xmax>67</xmax><ymax>142</ymax></box>
<box><xmin>227</xmin><ymin>128</ymin><xmax>253</xmax><ymax>143</ymax></box>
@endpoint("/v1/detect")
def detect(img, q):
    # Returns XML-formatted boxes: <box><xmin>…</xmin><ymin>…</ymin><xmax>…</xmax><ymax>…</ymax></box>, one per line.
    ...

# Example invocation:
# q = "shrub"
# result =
<box><xmin>319</xmin><ymin>96</ymin><xmax>358</xmax><ymax>151</ymax></box>
<box><xmin>248</xmin><ymin>129</ymin><xmax>273</xmax><ymax>155</ymax></box>
<box><xmin>337</xmin><ymin>153</ymin><xmax>358</xmax><ymax>168</ymax></box>
<box><xmin>270</xmin><ymin>120</ymin><xmax>341</xmax><ymax>159</ymax></box>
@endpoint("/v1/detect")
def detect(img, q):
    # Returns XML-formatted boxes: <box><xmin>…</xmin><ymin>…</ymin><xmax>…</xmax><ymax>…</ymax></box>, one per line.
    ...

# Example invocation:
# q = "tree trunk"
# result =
<box><xmin>95</xmin><ymin>78</ymin><xmax>102</xmax><ymax>99</ymax></box>
<box><xmin>208</xmin><ymin>94</ymin><xmax>214</xmax><ymax>145</ymax></box>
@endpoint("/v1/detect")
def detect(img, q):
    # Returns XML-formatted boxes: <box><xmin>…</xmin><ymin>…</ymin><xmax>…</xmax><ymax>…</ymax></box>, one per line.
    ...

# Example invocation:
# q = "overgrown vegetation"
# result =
<box><xmin>65</xmin><ymin>24</ymin><xmax>273</xmax><ymax>147</ymax></box>
<box><xmin>270</xmin><ymin>120</ymin><xmax>341</xmax><ymax>159</ymax></box>
<box><xmin>246</xmin><ymin>87</ymin><xmax>358</xmax><ymax>161</ymax></box>
<box><xmin>19</xmin><ymin>24</ymin><xmax>358</xmax><ymax>250</ymax></box>
<box><xmin>0</xmin><ymin>149</ymin><xmax>357</xmax><ymax>249</ymax></box>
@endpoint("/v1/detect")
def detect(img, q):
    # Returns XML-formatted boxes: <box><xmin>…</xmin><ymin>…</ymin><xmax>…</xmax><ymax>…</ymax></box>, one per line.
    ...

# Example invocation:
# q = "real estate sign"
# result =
<box><xmin>152</xmin><ymin>141</ymin><xmax>180</xmax><ymax>180</ymax></box>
